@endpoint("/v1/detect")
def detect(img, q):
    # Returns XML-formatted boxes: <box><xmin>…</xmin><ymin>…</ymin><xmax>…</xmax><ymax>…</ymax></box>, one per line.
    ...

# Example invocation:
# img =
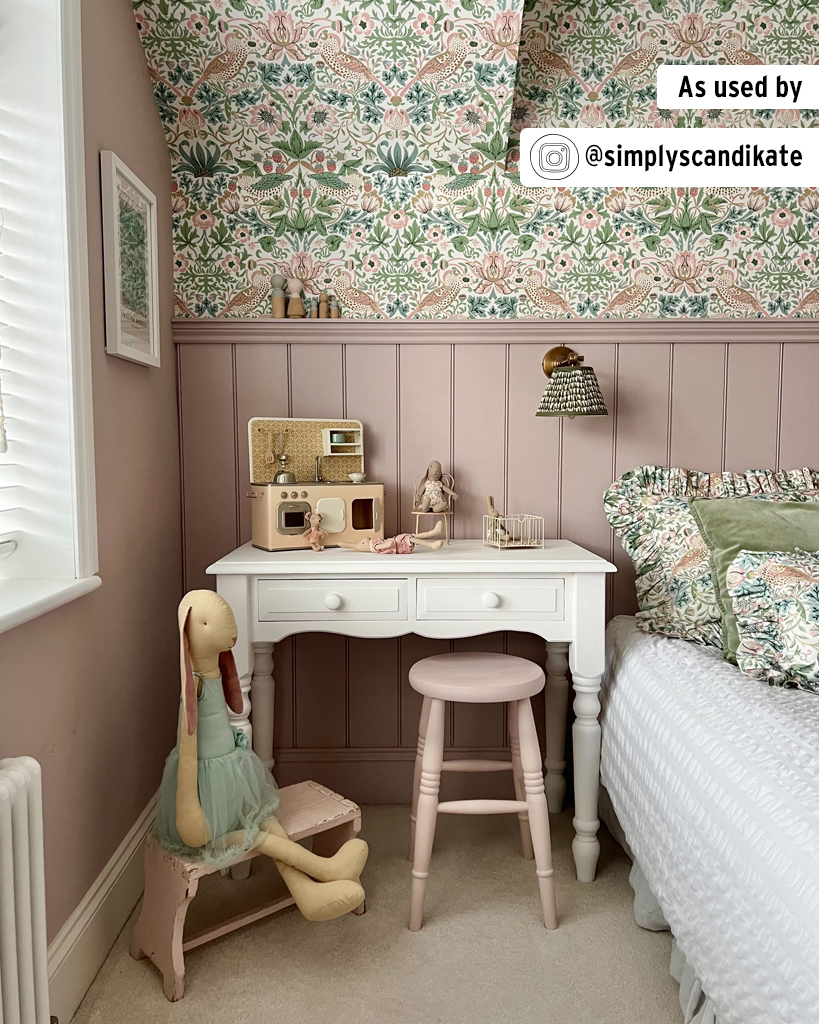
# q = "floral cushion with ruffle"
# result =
<box><xmin>603</xmin><ymin>466</ymin><xmax>819</xmax><ymax>647</ymax></box>
<box><xmin>728</xmin><ymin>549</ymin><xmax>819</xmax><ymax>692</ymax></box>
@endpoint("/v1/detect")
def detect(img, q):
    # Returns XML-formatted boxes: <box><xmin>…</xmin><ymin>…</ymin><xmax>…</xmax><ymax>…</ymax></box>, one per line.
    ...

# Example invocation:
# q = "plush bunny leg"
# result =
<box><xmin>413</xmin><ymin>537</ymin><xmax>444</xmax><ymax>551</ymax></box>
<box><xmin>223</xmin><ymin>820</ymin><xmax>366</xmax><ymax>921</ymax></box>
<box><xmin>275</xmin><ymin>862</ymin><xmax>365</xmax><ymax>922</ymax></box>
<box><xmin>413</xmin><ymin>522</ymin><xmax>445</xmax><ymax>541</ymax></box>
<box><xmin>221</xmin><ymin>818</ymin><xmax>368</xmax><ymax>882</ymax></box>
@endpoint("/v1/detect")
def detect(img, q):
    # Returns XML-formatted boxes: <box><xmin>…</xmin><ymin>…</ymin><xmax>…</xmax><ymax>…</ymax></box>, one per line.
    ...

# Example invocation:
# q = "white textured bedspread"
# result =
<box><xmin>601</xmin><ymin>616</ymin><xmax>819</xmax><ymax>1024</ymax></box>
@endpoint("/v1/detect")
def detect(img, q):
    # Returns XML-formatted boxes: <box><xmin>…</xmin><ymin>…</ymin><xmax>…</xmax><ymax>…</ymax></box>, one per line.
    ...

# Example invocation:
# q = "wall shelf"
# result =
<box><xmin>171</xmin><ymin>318</ymin><xmax>819</xmax><ymax>346</ymax></box>
<box><xmin>322</xmin><ymin>428</ymin><xmax>363</xmax><ymax>457</ymax></box>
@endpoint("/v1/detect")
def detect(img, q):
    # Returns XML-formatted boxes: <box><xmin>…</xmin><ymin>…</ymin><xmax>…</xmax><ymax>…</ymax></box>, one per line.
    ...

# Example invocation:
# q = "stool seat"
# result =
<box><xmin>409</xmin><ymin>651</ymin><xmax>545</xmax><ymax>702</ymax></box>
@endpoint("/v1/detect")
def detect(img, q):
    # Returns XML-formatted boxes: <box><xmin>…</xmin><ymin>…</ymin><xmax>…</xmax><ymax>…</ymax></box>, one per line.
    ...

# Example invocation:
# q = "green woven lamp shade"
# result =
<box><xmin>536</xmin><ymin>365</ymin><xmax>608</xmax><ymax>418</ymax></box>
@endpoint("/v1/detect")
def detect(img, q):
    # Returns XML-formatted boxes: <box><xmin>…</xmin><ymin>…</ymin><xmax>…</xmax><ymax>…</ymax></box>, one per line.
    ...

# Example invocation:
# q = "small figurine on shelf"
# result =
<box><xmin>271</xmin><ymin>274</ymin><xmax>287</xmax><ymax>318</ymax></box>
<box><xmin>330</xmin><ymin>297</ymin><xmax>341</xmax><ymax>318</ymax></box>
<box><xmin>287</xmin><ymin>279</ymin><xmax>305</xmax><ymax>318</ymax></box>
<box><xmin>339</xmin><ymin>521</ymin><xmax>445</xmax><ymax>554</ymax></box>
<box><xmin>303</xmin><ymin>510</ymin><xmax>326</xmax><ymax>552</ymax></box>
<box><xmin>319</xmin><ymin>292</ymin><xmax>330</xmax><ymax>319</ymax></box>
<box><xmin>307</xmin><ymin>297</ymin><xmax>319</xmax><ymax>318</ymax></box>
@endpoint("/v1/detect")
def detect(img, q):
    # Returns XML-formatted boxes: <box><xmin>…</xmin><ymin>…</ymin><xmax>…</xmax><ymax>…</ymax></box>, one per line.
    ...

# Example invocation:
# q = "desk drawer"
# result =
<box><xmin>416</xmin><ymin>578</ymin><xmax>564</xmax><ymax>620</ymax></box>
<box><xmin>258</xmin><ymin>579</ymin><xmax>408</xmax><ymax>620</ymax></box>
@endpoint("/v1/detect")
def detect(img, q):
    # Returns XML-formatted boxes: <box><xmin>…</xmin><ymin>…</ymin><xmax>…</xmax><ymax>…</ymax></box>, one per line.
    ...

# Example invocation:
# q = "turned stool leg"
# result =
<box><xmin>409</xmin><ymin>698</ymin><xmax>445</xmax><ymax>932</ymax></box>
<box><xmin>508</xmin><ymin>701</ymin><xmax>535</xmax><ymax>861</ymax></box>
<box><xmin>409</xmin><ymin>696</ymin><xmax>432</xmax><ymax>860</ymax></box>
<box><xmin>517</xmin><ymin>698</ymin><xmax>557</xmax><ymax>930</ymax></box>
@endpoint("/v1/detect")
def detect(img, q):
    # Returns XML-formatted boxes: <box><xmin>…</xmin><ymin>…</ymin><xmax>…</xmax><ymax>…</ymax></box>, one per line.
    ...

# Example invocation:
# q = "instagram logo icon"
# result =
<box><xmin>534</xmin><ymin>133</ymin><xmax>580</xmax><ymax>180</ymax></box>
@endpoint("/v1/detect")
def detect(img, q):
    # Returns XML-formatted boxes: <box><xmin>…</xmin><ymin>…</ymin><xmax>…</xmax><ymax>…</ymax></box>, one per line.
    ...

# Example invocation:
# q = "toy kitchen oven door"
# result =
<box><xmin>246</xmin><ymin>417</ymin><xmax>385</xmax><ymax>552</ymax></box>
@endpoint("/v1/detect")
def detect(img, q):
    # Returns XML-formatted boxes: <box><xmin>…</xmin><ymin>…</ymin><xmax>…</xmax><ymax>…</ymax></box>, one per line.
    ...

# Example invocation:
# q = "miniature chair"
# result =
<box><xmin>408</xmin><ymin>652</ymin><xmax>556</xmax><ymax>932</ymax></box>
<box><xmin>131</xmin><ymin>781</ymin><xmax>365</xmax><ymax>1001</ymax></box>
<box><xmin>412</xmin><ymin>471</ymin><xmax>455</xmax><ymax>545</ymax></box>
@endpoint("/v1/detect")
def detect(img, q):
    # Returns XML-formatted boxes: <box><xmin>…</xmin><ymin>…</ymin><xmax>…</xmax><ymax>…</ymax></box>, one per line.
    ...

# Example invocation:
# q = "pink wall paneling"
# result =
<box><xmin>452</xmin><ymin>345</ymin><xmax>507</xmax><ymax>539</ymax></box>
<box><xmin>723</xmin><ymin>343</ymin><xmax>781</xmax><ymax>473</ymax></box>
<box><xmin>176</xmin><ymin>330</ymin><xmax>819</xmax><ymax>801</ymax></box>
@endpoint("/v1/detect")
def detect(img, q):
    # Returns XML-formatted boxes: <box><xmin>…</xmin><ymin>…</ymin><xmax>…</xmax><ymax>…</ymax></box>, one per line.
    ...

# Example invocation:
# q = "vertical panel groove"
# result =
<box><xmin>721</xmin><ymin>343</ymin><xmax>729</xmax><ymax>472</ymax></box>
<box><xmin>503</xmin><ymin>343</ymin><xmax>510</xmax><ymax>515</ymax></box>
<box><xmin>608</xmin><ymin>344</ymin><xmax>621</xmax><ymax>614</ymax></box>
<box><xmin>231</xmin><ymin>344</ymin><xmax>241</xmax><ymax>548</ymax></box>
<box><xmin>397</xmin><ymin>633</ymin><xmax>403</xmax><ymax>746</ymax></box>
<box><xmin>556</xmin><ymin>418</ymin><xmax>563</xmax><ymax>538</ymax></box>
<box><xmin>450</xmin><ymin>344</ymin><xmax>456</xmax><ymax>537</ymax></box>
<box><xmin>344</xmin><ymin>637</ymin><xmax>350</xmax><ymax>747</ymax></box>
<box><xmin>666</xmin><ymin>343</ymin><xmax>675</xmax><ymax>467</ymax></box>
<box><xmin>292</xmin><ymin>637</ymin><xmax>298</xmax><ymax>748</ymax></box>
<box><xmin>176</xmin><ymin>343</ymin><xmax>188</xmax><ymax>593</ymax></box>
<box><xmin>775</xmin><ymin>341</ymin><xmax>784</xmax><ymax>471</ymax></box>
<box><xmin>341</xmin><ymin>343</ymin><xmax>348</xmax><ymax>419</ymax></box>
<box><xmin>395</xmin><ymin>345</ymin><xmax>402</xmax><ymax>534</ymax></box>
<box><xmin>286</xmin><ymin>343</ymin><xmax>293</xmax><ymax>417</ymax></box>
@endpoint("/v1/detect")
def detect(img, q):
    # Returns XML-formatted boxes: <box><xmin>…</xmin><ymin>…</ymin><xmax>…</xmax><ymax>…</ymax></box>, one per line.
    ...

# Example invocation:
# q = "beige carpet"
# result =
<box><xmin>73</xmin><ymin>807</ymin><xmax>681</xmax><ymax>1024</ymax></box>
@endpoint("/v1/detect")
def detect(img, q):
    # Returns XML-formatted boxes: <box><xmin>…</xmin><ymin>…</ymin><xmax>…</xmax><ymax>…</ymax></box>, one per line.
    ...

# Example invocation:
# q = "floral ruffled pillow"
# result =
<box><xmin>728</xmin><ymin>549</ymin><xmax>819</xmax><ymax>693</ymax></box>
<box><xmin>603</xmin><ymin>466</ymin><xmax>819</xmax><ymax>647</ymax></box>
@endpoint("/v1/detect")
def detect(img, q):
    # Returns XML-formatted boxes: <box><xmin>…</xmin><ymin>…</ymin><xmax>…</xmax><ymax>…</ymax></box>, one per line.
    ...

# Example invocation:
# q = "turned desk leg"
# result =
<box><xmin>543</xmin><ymin>641</ymin><xmax>570</xmax><ymax>814</ymax></box>
<box><xmin>251</xmin><ymin>643</ymin><xmax>275</xmax><ymax>771</ymax></box>
<box><xmin>571</xmin><ymin>673</ymin><xmax>602</xmax><ymax>883</ymax></box>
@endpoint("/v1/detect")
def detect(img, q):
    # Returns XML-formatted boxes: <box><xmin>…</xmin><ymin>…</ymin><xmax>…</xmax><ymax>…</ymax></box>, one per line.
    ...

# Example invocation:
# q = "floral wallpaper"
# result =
<box><xmin>134</xmin><ymin>0</ymin><xmax>819</xmax><ymax>319</ymax></box>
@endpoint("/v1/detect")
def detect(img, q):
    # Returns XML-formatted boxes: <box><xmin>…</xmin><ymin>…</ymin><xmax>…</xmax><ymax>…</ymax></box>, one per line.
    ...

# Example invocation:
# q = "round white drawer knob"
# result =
<box><xmin>482</xmin><ymin>591</ymin><xmax>500</xmax><ymax>608</ymax></box>
<box><xmin>325</xmin><ymin>592</ymin><xmax>343</xmax><ymax>610</ymax></box>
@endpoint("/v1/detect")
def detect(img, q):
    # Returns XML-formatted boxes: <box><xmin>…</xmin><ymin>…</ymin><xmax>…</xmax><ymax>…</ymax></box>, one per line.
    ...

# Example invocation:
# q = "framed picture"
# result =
<box><xmin>100</xmin><ymin>151</ymin><xmax>160</xmax><ymax>367</ymax></box>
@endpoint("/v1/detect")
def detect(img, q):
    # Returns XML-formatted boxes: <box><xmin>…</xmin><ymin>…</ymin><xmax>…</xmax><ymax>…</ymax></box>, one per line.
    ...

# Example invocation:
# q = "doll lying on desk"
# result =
<box><xmin>339</xmin><ymin>520</ymin><xmax>445</xmax><ymax>553</ymax></box>
<box><xmin>155</xmin><ymin>590</ymin><xmax>368</xmax><ymax>920</ymax></box>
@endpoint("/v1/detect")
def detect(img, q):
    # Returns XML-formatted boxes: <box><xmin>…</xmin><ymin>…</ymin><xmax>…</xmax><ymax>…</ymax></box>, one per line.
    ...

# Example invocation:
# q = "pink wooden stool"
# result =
<box><xmin>408</xmin><ymin>652</ymin><xmax>557</xmax><ymax>932</ymax></box>
<box><xmin>130</xmin><ymin>781</ymin><xmax>364</xmax><ymax>1001</ymax></box>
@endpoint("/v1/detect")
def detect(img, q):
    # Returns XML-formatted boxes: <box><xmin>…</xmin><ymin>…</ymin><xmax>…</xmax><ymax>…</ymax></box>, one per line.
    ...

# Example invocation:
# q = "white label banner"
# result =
<box><xmin>657</xmin><ymin>65</ymin><xmax>819</xmax><ymax>109</ymax></box>
<box><xmin>519</xmin><ymin>128</ymin><xmax>819</xmax><ymax>187</ymax></box>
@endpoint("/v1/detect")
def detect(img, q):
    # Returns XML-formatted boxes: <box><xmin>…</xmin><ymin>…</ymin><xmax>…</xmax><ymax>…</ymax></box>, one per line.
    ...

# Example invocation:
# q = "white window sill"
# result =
<box><xmin>0</xmin><ymin>576</ymin><xmax>102</xmax><ymax>636</ymax></box>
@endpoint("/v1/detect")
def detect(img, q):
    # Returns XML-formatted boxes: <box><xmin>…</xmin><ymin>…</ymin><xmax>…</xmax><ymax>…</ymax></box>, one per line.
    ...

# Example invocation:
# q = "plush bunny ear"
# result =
<box><xmin>219</xmin><ymin>649</ymin><xmax>243</xmax><ymax>715</ymax></box>
<box><xmin>179</xmin><ymin>602</ymin><xmax>198</xmax><ymax>736</ymax></box>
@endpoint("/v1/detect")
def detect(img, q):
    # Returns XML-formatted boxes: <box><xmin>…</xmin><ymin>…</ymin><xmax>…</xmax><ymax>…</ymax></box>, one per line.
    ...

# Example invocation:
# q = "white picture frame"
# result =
<box><xmin>100</xmin><ymin>151</ymin><xmax>160</xmax><ymax>367</ymax></box>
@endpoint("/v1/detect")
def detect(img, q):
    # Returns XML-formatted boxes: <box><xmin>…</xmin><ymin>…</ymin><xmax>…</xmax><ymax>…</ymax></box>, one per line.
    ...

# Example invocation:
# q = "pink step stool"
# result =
<box><xmin>408</xmin><ymin>652</ymin><xmax>557</xmax><ymax>932</ymax></box>
<box><xmin>130</xmin><ymin>781</ymin><xmax>364</xmax><ymax>1000</ymax></box>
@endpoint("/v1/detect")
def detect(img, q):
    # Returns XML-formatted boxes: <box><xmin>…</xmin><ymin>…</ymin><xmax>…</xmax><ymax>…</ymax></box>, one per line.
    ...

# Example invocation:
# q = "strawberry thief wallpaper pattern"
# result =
<box><xmin>133</xmin><ymin>0</ymin><xmax>819</xmax><ymax>319</ymax></box>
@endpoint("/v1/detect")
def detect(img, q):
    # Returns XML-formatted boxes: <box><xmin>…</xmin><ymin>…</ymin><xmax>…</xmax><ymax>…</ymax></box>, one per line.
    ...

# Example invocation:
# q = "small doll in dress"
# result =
<box><xmin>303</xmin><ymin>510</ymin><xmax>326</xmax><ymax>551</ymax></box>
<box><xmin>339</xmin><ymin>520</ymin><xmax>445</xmax><ymax>554</ymax></box>
<box><xmin>415</xmin><ymin>461</ymin><xmax>458</xmax><ymax>513</ymax></box>
<box><xmin>155</xmin><ymin>590</ymin><xmax>367</xmax><ymax>920</ymax></box>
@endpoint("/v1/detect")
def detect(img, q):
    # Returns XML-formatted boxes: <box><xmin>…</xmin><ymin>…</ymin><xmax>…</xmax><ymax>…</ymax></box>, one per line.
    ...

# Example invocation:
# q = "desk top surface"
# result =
<box><xmin>208</xmin><ymin>539</ymin><xmax>616</xmax><ymax>576</ymax></box>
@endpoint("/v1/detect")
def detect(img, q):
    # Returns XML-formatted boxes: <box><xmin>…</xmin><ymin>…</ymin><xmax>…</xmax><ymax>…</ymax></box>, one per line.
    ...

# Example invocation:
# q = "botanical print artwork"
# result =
<box><xmin>118</xmin><ymin>180</ymin><xmax>151</xmax><ymax>351</ymax></box>
<box><xmin>729</xmin><ymin>549</ymin><xmax>819</xmax><ymax>692</ymax></box>
<box><xmin>133</xmin><ymin>0</ymin><xmax>819</xmax><ymax>318</ymax></box>
<box><xmin>603</xmin><ymin>466</ymin><xmax>819</xmax><ymax>647</ymax></box>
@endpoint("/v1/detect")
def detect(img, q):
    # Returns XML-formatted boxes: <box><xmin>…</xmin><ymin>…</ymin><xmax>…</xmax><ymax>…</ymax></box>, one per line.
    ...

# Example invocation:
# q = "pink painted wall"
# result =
<box><xmin>176</xmin><ymin>328</ymin><xmax>819</xmax><ymax>802</ymax></box>
<box><xmin>0</xmin><ymin>0</ymin><xmax>181</xmax><ymax>940</ymax></box>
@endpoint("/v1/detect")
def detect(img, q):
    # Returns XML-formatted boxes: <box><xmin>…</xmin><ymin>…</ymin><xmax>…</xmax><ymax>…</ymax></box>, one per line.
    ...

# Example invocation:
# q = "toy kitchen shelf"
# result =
<box><xmin>321</xmin><ymin>427</ymin><xmax>363</xmax><ymax>457</ymax></box>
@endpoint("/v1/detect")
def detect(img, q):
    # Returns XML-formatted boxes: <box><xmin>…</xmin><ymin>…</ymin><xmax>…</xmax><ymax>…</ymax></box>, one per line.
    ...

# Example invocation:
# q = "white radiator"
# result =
<box><xmin>0</xmin><ymin>758</ymin><xmax>49</xmax><ymax>1024</ymax></box>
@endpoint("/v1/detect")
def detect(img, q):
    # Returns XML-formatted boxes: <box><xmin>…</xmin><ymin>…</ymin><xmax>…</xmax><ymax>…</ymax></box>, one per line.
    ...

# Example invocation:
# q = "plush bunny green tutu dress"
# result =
<box><xmin>156</xmin><ymin>674</ymin><xmax>280</xmax><ymax>868</ymax></box>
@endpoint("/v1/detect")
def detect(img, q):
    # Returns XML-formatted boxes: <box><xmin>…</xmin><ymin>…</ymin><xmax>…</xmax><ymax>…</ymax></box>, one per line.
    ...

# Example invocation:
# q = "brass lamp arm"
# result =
<box><xmin>542</xmin><ymin>346</ymin><xmax>584</xmax><ymax>378</ymax></box>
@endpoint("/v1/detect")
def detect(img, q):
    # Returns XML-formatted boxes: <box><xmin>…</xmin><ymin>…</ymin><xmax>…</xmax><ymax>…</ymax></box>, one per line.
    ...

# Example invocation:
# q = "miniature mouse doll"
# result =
<box><xmin>339</xmin><ymin>520</ymin><xmax>445</xmax><ymax>554</ymax></box>
<box><xmin>303</xmin><ymin>510</ymin><xmax>326</xmax><ymax>552</ymax></box>
<box><xmin>415</xmin><ymin>460</ymin><xmax>458</xmax><ymax>513</ymax></box>
<box><xmin>155</xmin><ymin>590</ymin><xmax>367</xmax><ymax>920</ymax></box>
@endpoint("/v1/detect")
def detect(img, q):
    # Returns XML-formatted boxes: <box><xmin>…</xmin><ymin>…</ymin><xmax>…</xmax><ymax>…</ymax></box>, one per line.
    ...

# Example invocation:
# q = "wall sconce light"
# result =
<box><xmin>536</xmin><ymin>346</ymin><xmax>608</xmax><ymax>419</ymax></box>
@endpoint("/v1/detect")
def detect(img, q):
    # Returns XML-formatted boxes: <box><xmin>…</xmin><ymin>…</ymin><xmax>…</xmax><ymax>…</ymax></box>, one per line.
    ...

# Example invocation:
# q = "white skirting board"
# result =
<box><xmin>47</xmin><ymin>793</ymin><xmax>157</xmax><ymax>1024</ymax></box>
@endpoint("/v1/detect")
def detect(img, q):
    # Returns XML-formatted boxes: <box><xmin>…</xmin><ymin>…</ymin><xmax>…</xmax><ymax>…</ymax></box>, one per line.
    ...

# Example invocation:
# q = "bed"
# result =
<box><xmin>600</xmin><ymin>616</ymin><xmax>819</xmax><ymax>1024</ymax></box>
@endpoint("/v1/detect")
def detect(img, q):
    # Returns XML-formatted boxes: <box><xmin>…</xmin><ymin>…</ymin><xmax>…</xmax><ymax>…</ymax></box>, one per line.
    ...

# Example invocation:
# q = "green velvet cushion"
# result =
<box><xmin>689</xmin><ymin>498</ymin><xmax>819</xmax><ymax>663</ymax></box>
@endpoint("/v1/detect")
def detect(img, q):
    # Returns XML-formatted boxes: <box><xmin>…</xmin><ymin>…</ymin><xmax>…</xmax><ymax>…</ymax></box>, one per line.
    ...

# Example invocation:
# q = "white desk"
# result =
<box><xmin>208</xmin><ymin>540</ymin><xmax>616</xmax><ymax>881</ymax></box>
